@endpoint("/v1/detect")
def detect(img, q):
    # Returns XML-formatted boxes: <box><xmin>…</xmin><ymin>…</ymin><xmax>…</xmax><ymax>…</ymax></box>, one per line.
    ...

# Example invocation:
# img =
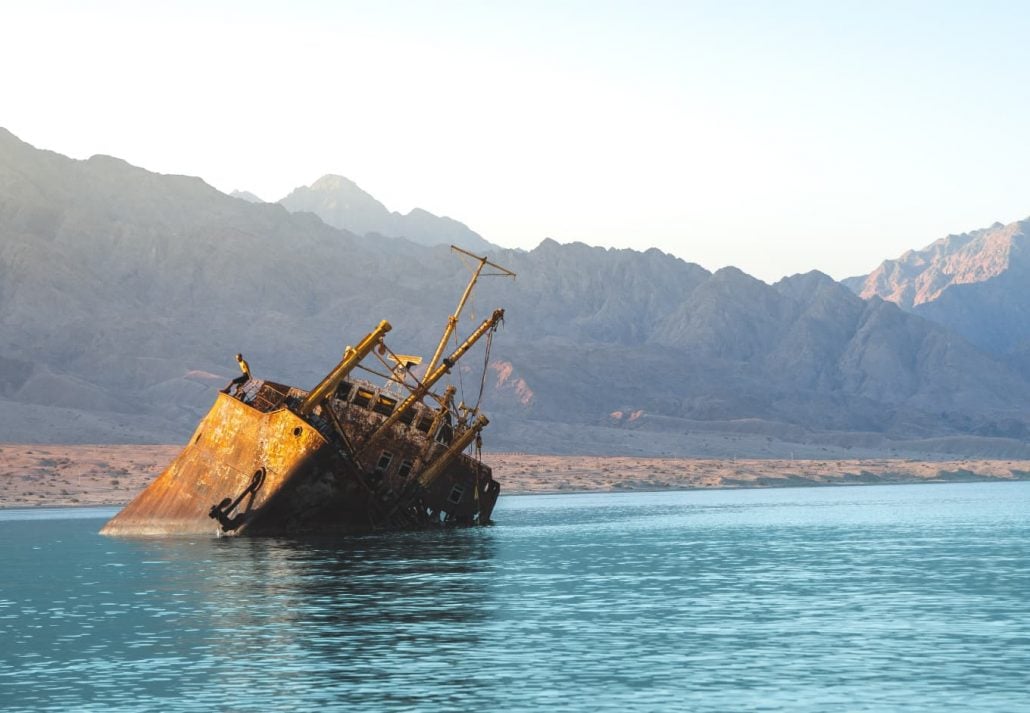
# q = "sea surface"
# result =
<box><xmin>1</xmin><ymin>482</ymin><xmax>1028</xmax><ymax>712</ymax></box>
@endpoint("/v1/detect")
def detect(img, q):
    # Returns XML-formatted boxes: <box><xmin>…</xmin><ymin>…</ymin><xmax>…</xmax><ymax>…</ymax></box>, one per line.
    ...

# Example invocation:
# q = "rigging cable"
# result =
<box><xmin>474</xmin><ymin>324</ymin><xmax>496</xmax><ymax>413</ymax></box>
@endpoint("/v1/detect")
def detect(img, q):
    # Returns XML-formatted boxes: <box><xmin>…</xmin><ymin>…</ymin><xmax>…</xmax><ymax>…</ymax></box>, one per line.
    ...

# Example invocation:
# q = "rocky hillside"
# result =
<box><xmin>279</xmin><ymin>174</ymin><xmax>496</xmax><ymax>253</ymax></box>
<box><xmin>844</xmin><ymin>219</ymin><xmax>1030</xmax><ymax>376</ymax></box>
<box><xmin>2</xmin><ymin>127</ymin><xmax>1028</xmax><ymax>456</ymax></box>
<box><xmin>486</xmin><ymin>254</ymin><xmax>1030</xmax><ymax>442</ymax></box>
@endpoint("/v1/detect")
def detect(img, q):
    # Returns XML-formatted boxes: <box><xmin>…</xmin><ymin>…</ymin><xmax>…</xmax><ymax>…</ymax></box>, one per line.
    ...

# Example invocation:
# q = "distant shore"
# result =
<box><xmin>2</xmin><ymin>443</ymin><xmax>1028</xmax><ymax>508</ymax></box>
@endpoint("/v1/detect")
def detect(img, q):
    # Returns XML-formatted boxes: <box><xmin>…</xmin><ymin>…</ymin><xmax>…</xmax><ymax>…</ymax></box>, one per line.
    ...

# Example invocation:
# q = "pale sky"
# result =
<box><xmin>3</xmin><ymin>0</ymin><xmax>1030</xmax><ymax>282</ymax></box>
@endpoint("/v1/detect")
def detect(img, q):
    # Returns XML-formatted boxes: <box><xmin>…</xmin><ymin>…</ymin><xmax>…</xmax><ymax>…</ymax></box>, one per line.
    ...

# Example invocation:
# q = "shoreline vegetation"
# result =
<box><xmin>1</xmin><ymin>444</ymin><xmax>1028</xmax><ymax>508</ymax></box>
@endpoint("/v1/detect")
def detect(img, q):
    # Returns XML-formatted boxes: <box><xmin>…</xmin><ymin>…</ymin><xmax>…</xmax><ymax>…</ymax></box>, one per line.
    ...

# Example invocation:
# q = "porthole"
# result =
<box><xmin>293</xmin><ymin>426</ymin><xmax>303</xmax><ymax>437</ymax></box>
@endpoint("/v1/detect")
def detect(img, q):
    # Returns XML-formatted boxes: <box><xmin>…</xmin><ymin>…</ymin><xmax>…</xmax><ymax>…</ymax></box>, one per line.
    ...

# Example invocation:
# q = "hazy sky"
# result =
<box><xmin>4</xmin><ymin>0</ymin><xmax>1030</xmax><ymax>281</ymax></box>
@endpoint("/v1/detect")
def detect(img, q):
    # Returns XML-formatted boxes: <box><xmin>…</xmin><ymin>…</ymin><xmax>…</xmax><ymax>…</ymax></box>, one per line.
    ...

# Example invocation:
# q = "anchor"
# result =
<box><xmin>208</xmin><ymin>468</ymin><xmax>266</xmax><ymax>532</ymax></box>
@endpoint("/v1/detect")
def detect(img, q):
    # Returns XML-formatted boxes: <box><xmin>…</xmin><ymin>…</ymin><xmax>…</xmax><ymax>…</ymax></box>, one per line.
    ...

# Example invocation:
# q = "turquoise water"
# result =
<box><xmin>1</xmin><ymin>482</ymin><xmax>1029</xmax><ymax>712</ymax></box>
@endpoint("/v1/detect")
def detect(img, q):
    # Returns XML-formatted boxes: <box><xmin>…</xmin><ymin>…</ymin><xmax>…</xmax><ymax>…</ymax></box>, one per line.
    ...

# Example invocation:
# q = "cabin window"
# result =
<box><xmin>416</xmin><ymin>416</ymin><xmax>433</xmax><ymax>433</ymax></box>
<box><xmin>354</xmin><ymin>388</ymin><xmax>374</xmax><ymax>409</ymax></box>
<box><xmin>336</xmin><ymin>381</ymin><xmax>352</xmax><ymax>401</ymax></box>
<box><xmin>398</xmin><ymin>459</ymin><xmax>413</xmax><ymax>479</ymax></box>
<box><xmin>375</xmin><ymin>451</ymin><xmax>393</xmax><ymax>474</ymax></box>
<box><xmin>447</xmin><ymin>484</ymin><xmax>465</xmax><ymax>505</ymax></box>
<box><xmin>374</xmin><ymin>395</ymin><xmax>396</xmax><ymax>416</ymax></box>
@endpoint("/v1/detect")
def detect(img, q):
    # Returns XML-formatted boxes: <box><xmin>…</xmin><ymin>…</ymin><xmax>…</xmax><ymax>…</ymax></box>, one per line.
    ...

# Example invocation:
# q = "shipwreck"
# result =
<box><xmin>101</xmin><ymin>247</ymin><xmax>514</xmax><ymax>537</ymax></box>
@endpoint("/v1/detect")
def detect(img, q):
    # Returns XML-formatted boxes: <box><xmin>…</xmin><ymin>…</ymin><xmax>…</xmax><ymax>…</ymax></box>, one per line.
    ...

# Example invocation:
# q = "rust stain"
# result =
<box><xmin>101</xmin><ymin>394</ymin><xmax>326</xmax><ymax>536</ymax></box>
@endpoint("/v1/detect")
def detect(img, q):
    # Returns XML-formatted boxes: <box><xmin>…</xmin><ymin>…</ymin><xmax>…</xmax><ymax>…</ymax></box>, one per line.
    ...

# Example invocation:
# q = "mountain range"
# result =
<box><xmin>1</xmin><ymin>127</ymin><xmax>1028</xmax><ymax>457</ymax></box>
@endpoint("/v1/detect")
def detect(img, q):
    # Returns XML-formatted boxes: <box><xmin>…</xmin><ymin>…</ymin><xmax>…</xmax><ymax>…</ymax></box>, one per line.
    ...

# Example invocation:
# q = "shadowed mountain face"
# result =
<box><xmin>1</xmin><ymin>127</ymin><xmax>1029</xmax><ymax>454</ymax></box>
<box><xmin>844</xmin><ymin>219</ymin><xmax>1030</xmax><ymax>378</ymax></box>
<box><xmin>279</xmin><ymin>174</ymin><xmax>497</xmax><ymax>253</ymax></box>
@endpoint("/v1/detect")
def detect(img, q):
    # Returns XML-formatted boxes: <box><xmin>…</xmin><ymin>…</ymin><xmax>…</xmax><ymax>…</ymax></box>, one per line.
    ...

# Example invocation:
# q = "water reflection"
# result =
<box><xmin>127</xmin><ymin>527</ymin><xmax>499</xmax><ymax>617</ymax></box>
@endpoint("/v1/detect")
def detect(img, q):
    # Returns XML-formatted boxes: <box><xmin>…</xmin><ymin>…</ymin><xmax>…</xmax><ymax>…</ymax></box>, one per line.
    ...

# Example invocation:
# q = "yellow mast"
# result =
<box><xmin>424</xmin><ymin>246</ymin><xmax>515</xmax><ymax>377</ymax></box>
<box><xmin>298</xmin><ymin>320</ymin><xmax>392</xmax><ymax>415</ymax></box>
<box><xmin>358</xmin><ymin>309</ymin><xmax>504</xmax><ymax>455</ymax></box>
<box><xmin>416</xmin><ymin>415</ymin><xmax>489</xmax><ymax>489</ymax></box>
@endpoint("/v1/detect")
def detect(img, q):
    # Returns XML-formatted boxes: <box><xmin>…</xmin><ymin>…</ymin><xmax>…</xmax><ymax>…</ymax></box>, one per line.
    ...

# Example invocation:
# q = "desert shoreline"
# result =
<box><xmin>2</xmin><ymin>443</ymin><xmax>1029</xmax><ymax>509</ymax></box>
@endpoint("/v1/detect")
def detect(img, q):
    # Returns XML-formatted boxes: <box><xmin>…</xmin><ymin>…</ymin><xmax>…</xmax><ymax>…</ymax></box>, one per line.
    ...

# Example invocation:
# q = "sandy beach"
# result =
<box><xmin>1</xmin><ymin>443</ymin><xmax>1028</xmax><ymax>508</ymax></box>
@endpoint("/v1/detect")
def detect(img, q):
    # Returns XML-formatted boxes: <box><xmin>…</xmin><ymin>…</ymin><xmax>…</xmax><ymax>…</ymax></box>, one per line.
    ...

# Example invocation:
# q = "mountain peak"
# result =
<box><xmin>310</xmin><ymin>174</ymin><xmax>367</xmax><ymax>194</ymax></box>
<box><xmin>775</xmin><ymin>269</ymin><xmax>836</xmax><ymax>288</ymax></box>
<box><xmin>279</xmin><ymin>175</ymin><xmax>497</xmax><ymax>253</ymax></box>
<box><xmin>711</xmin><ymin>265</ymin><xmax>755</xmax><ymax>283</ymax></box>
<box><xmin>852</xmin><ymin>218</ymin><xmax>1026</xmax><ymax>309</ymax></box>
<box><xmin>846</xmin><ymin>217</ymin><xmax>1030</xmax><ymax>357</ymax></box>
<box><xmin>86</xmin><ymin>154</ymin><xmax>133</xmax><ymax>168</ymax></box>
<box><xmin>231</xmin><ymin>190</ymin><xmax>264</xmax><ymax>203</ymax></box>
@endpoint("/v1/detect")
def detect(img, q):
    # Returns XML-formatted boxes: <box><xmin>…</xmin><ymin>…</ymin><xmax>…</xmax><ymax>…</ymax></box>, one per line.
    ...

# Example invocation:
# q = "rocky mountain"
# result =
<box><xmin>230</xmin><ymin>190</ymin><xmax>264</xmax><ymax>203</ymax></box>
<box><xmin>844</xmin><ymin>218</ymin><xmax>1030</xmax><ymax>377</ymax></box>
<box><xmin>2</xmin><ymin>127</ymin><xmax>1029</xmax><ymax>456</ymax></box>
<box><xmin>279</xmin><ymin>174</ymin><xmax>497</xmax><ymax>253</ymax></box>
<box><xmin>486</xmin><ymin>255</ymin><xmax>1029</xmax><ymax>444</ymax></box>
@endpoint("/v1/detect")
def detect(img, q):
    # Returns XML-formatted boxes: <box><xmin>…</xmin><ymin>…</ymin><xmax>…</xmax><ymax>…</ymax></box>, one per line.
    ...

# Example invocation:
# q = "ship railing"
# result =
<box><xmin>242</xmin><ymin>381</ymin><xmax>292</xmax><ymax>412</ymax></box>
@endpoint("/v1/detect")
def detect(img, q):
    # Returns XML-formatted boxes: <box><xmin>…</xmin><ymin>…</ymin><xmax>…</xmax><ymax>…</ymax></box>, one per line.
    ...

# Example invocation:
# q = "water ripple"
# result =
<box><xmin>1</xmin><ymin>482</ymin><xmax>1028</xmax><ymax>711</ymax></box>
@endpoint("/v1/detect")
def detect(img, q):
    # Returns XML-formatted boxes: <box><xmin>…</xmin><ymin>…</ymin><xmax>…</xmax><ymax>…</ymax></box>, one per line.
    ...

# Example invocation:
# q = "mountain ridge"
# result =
<box><xmin>1</xmin><ymin>127</ymin><xmax>1028</xmax><ymax>456</ymax></box>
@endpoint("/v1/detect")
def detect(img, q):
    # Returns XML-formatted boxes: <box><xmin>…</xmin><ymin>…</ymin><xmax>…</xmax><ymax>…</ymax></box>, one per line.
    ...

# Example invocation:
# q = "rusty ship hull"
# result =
<box><xmin>102</xmin><ymin>377</ymin><xmax>498</xmax><ymax>537</ymax></box>
<box><xmin>102</xmin><ymin>248</ymin><xmax>513</xmax><ymax>538</ymax></box>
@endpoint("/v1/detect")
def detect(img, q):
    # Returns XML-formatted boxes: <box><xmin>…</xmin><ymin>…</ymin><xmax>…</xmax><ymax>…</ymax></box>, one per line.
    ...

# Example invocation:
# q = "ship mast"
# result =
<box><xmin>424</xmin><ymin>245</ymin><xmax>515</xmax><ymax>377</ymax></box>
